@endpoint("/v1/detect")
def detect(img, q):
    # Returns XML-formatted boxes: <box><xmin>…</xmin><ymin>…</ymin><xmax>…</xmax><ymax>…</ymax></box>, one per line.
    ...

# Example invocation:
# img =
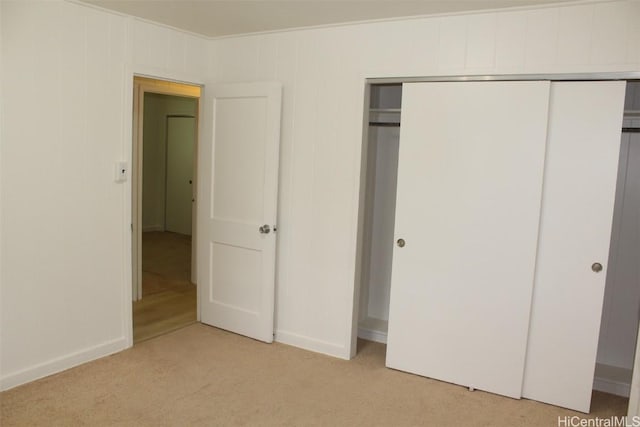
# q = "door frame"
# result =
<box><xmin>131</xmin><ymin>76</ymin><xmax>201</xmax><ymax>302</ymax></box>
<box><xmin>351</xmin><ymin>71</ymin><xmax>640</xmax><ymax>415</ymax></box>
<box><xmin>123</xmin><ymin>68</ymin><xmax>205</xmax><ymax>350</ymax></box>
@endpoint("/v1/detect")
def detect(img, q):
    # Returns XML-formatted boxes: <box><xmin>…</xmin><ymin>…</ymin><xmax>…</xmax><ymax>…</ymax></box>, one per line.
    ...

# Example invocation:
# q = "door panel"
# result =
<box><xmin>212</xmin><ymin>98</ymin><xmax>266</xmax><ymax>224</ymax></box>
<box><xmin>165</xmin><ymin>116</ymin><xmax>195</xmax><ymax>235</ymax></box>
<box><xmin>199</xmin><ymin>82</ymin><xmax>282</xmax><ymax>343</ymax></box>
<box><xmin>522</xmin><ymin>81</ymin><xmax>626</xmax><ymax>412</ymax></box>
<box><xmin>386</xmin><ymin>81</ymin><xmax>551</xmax><ymax>399</ymax></box>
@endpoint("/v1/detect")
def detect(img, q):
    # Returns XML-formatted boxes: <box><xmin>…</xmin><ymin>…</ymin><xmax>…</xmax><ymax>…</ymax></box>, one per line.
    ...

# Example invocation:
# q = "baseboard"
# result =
<box><xmin>357</xmin><ymin>317</ymin><xmax>388</xmax><ymax>344</ymax></box>
<box><xmin>275</xmin><ymin>330</ymin><xmax>348</xmax><ymax>360</ymax></box>
<box><xmin>142</xmin><ymin>225</ymin><xmax>164</xmax><ymax>232</ymax></box>
<box><xmin>593</xmin><ymin>375</ymin><xmax>631</xmax><ymax>397</ymax></box>
<box><xmin>0</xmin><ymin>337</ymin><xmax>128</xmax><ymax>391</ymax></box>
<box><xmin>358</xmin><ymin>327</ymin><xmax>387</xmax><ymax>344</ymax></box>
<box><xmin>593</xmin><ymin>363</ymin><xmax>632</xmax><ymax>398</ymax></box>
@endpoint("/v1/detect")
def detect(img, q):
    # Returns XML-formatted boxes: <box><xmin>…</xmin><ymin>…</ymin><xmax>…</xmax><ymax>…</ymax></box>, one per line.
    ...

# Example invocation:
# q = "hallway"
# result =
<box><xmin>133</xmin><ymin>232</ymin><xmax>196</xmax><ymax>343</ymax></box>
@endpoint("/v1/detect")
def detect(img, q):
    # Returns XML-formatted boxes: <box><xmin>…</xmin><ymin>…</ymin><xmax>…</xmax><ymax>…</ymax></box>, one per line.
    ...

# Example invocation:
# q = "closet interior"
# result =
<box><xmin>356</xmin><ymin>80</ymin><xmax>640</xmax><ymax>408</ymax></box>
<box><xmin>595</xmin><ymin>80</ymin><xmax>640</xmax><ymax>398</ymax></box>
<box><xmin>357</xmin><ymin>84</ymin><xmax>402</xmax><ymax>345</ymax></box>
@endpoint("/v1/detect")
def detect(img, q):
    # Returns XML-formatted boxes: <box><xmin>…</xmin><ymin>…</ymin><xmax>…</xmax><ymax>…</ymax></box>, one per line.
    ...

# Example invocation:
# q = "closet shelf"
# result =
<box><xmin>369</xmin><ymin>108</ymin><xmax>401</xmax><ymax>127</ymax></box>
<box><xmin>624</xmin><ymin>110</ymin><xmax>640</xmax><ymax>117</ymax></box>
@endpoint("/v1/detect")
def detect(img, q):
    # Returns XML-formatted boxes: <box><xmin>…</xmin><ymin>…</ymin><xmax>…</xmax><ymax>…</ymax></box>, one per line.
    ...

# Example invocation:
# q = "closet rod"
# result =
<box><xmin>622</xmin><ymin>128</ymin><xmax>640</xmax><ymax>133</ymax></box>
<box><xmin>369</xmin><ymin>122</ymin><xmax>400</xmax><ymax>127</ymax></box>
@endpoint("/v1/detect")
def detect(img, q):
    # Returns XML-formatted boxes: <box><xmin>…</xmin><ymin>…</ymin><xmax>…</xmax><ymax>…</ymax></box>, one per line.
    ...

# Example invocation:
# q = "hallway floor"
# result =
<box><xmin>133</xmin><ymin>231</ymin><xmax>196</xmax><ymax>343</ymax></box>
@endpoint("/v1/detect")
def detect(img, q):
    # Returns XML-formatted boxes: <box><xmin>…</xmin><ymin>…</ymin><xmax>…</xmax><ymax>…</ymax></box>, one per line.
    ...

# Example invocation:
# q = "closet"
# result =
<box><xmin>594</xmin><ymin>81</ymin><xmax>640</xmax><ymax>398</ymax></box>
<box><xmin>357</xmin><ymin>84</ymin><xmax>401</xmax><ymax>344</ymax></box>
<box><xmin>356</xmin><ymin>79</ymin><xmax>640</xmax><ymax>414</ymax></box>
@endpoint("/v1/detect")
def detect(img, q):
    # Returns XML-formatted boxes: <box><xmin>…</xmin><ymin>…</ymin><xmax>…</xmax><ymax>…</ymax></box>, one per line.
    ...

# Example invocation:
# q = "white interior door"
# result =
<box><xmin>522</xmin><ymin>81</ymin><xmax>626</xmax><ymax>413</ymax></box>
<box><xmin>165</xmin><ymin>116</ymin><xmax>195</xmax><ymax>236</ymax></box>
<box><xmin>199</xmin><ymin>82</ymin><xmax>282</xmax><ymax>343</ymax></box>
<box><xmin>386</xmin><ymin>81</ymin><xmax>551</xmax><ymax>399</ymax></box>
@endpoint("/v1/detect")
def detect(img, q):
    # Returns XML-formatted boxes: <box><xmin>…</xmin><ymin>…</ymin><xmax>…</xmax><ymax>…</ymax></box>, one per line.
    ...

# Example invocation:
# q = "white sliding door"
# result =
<box><xmin>199</xmin><ymin>82</ymin><xmax>282</xmax><ymax>343</ymax></box>
<box><xmin>522</xmin><ymin>81</ymin><xmax>626</xmax><ymax>413</ymax></box>
<box><xmin>386</xmin><ymin>81</ymin><xmax>550</xmax><ymax>399</ymax></box>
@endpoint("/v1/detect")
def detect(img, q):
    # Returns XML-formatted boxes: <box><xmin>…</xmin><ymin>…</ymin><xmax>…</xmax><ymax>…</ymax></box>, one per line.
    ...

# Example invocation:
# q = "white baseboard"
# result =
<box><xmin>593</xmin><ymin>363</ymin><xmax>632</xmax><ymax>398</ymax></box>
<box><xmin>357</xmin><ymin>317</ymin><xmax>388</xmax><ymax>344</ymax></box>
<box><xmin>358</xmin><ymin>327</ymin><xmax>387</xmax><ymax>344</ymax></box>
<box><xmin>594</xmin><ymin>375</ymin><xmax>631</xmax><ymax>398</ymax></box>
<box><xmin>0</xmin><ymin>337</ymin><xmax>128</xmax><ymax>391</ymax></box>
<box><xmin>275</xmin><ymin>330</ymin><xmax>348</xmax><ymax>360</ymax></box>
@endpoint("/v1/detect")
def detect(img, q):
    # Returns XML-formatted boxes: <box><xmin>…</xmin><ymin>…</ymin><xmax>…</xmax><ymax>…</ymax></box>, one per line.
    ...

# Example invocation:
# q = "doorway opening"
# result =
<box><xmin>132</xmin><ymin>76</ymin><xmax>201</xmax><ymax>343</ymax></box>
<box><xmin>353</xmin><ymin>78</ymin><xmax>640</xmax><ymax>416</ymax></box>
<box><xmin>594</xmin><ymin>80</ymin><xmax>640</xmax><ymax>405</ymax></box>
<box><xmin>355</xmin><ymin>83</ymin><xmax>401</xmax><ymax>359</ymax></box>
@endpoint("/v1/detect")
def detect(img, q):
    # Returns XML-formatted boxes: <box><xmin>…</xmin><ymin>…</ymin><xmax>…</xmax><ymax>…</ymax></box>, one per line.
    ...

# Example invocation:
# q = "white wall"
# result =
<box><xmin>0</xmin><ymin>0</ymin><xmax>208</xmax><ymax>390</ymax></box>
<box><xmin>142</xmin><ymin>93</ymin><xmax>167</xmax><ymax>231</ymax></box>
<box><xmin>209</xmin><ymin>0</ymin><xmax>640</xmax><ymax>358</ymax></box>
<box><xmin>0</xmin><ymin>0</ymin><xmax>4</xmax><ymax>380</ymax></box>
<box><xmin>142</xmin><ymin>93</ymin><xmax>197</xmax><ymax>232</ymax></box>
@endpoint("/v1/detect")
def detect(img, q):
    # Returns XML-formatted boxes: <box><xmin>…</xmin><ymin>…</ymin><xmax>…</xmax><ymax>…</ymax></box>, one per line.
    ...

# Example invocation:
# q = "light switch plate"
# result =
<box><xmin>115</xmin><ymin>161</ymin><xmax>128</xmax><ymax>183</ymax></box>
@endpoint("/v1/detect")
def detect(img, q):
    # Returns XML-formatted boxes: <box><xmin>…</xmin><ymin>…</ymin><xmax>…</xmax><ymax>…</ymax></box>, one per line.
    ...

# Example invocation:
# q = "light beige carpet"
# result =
<box><xmin>0</xmin><ymin>324</ymin><xmax>628</xmax><ymax>426</ymax></box>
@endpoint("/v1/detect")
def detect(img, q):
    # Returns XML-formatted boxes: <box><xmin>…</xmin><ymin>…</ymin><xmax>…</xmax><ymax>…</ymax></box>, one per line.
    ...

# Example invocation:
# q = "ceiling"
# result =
<box><xmin>81</xmin><ymin>0</ymin><xmax>576</xmax><ymax>38</ymax></box>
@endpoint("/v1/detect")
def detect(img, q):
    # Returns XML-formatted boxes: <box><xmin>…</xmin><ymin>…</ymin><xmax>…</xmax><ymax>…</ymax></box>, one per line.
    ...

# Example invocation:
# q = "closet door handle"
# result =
<box><xmin>259</xmin><ymin>224</ymin><xmax>271</xmax><ymax>234</ymax></box>
<box><xmin>397</xmin><ymin>238</ymin><xmax>405</xmax><ymax>248</ymax></box>
<box><xmin>591</xmin><ymin>262</ymin><xmax>603</xmax><ymax>273</ymax></box>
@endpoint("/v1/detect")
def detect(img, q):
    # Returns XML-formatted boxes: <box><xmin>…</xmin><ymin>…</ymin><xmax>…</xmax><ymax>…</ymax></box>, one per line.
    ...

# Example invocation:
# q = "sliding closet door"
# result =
<box><xmin>386</xmin><ymin>81</ymin><xmax>550</xmax><ymax>399</ymax></box>
<box><xmin>522</xmin><ymin>81</ymin><xmax>626</xmax><ymax>413</ymax></box>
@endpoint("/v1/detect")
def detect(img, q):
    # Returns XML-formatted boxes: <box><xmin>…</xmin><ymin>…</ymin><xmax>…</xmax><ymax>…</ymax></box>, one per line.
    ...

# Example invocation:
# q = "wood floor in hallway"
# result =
<box><xmin>133</xmin><ymin>231</ymin><xmax>196</xmax><ymax>343</ymax></box>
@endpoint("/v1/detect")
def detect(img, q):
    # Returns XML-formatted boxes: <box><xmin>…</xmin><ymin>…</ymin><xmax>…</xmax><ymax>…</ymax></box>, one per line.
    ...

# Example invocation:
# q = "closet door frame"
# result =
<box><xmin>350</xmin><ymin>71</ymin><xmax>640</xmax><ymax>416</ymax></box>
